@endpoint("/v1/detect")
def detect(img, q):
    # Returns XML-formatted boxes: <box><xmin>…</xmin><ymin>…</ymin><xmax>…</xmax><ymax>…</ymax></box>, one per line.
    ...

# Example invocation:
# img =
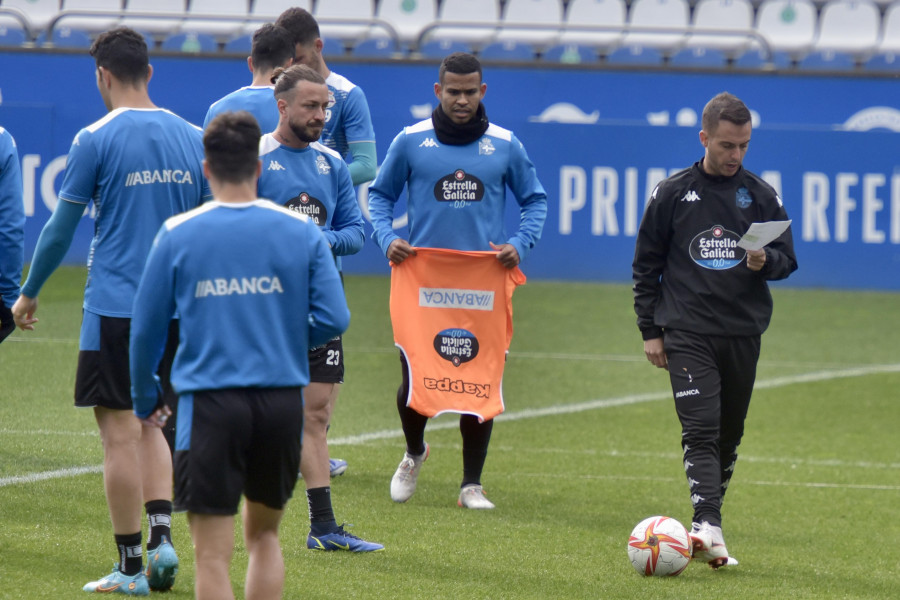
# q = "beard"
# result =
<box><xmin>289</xmin><ymin>119</ymin><xmax>323</xmax><ymax>144</ymax></box>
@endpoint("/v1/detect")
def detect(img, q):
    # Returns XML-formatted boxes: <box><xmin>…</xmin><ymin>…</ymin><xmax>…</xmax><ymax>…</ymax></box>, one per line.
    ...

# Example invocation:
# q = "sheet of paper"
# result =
<box><xmin>737</xmin><ymin>220</ymin><xmax>792</xmax><ymax>251</ymax></box>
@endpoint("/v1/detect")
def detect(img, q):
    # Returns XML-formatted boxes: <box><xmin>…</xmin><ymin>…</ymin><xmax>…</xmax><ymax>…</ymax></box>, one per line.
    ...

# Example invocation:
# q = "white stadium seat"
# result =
<box><xmin>754</xmin><ymin>0</ymin><xmax>818</xmax><ymax>59</ymax></box>
<box><xmin>58</xmin><ymin>0</ymin><xmax>121</xmax><ymax>34</ymax></box>
<box><xmin>2</xmin><ymin>0</ymin><xmax>62</xmax><ymax>34</ymax></box>
<box><xmin>429</xmin><ymin>0</ymin><xmax>500</xmax><ymax>48</ymax></box>
<box><xmin>813</xmin><ymin>0</ymin><xmax>880</xmax><ymax>58</ymax></box>
<box><xmin>494</xmin><ymin>0</ymin><xmax>563</xmax><ymax>47</ymax></box>
<box><xmin>622</xmin><ymin>0</ymin><xmax>689</xmax><ymax>55</ymax></box>
<box><xmin>179</xmin><ymin>0</ymin><xmax>247</xmax><ymax>39</ymax></box>
<box><xmin>685</xmin><ymin>0</ymin><xmax>755</xmax><ymax>58</ymax></box>
<box><xmin>375</xmin><ymin>0</ymin><xmax>437</xmax><ymax>45</ymax></box>
<box><xmin>314</xmin><ymin>0</ymin><xmax>374</xmax><ymax>44</ymax></box>
<box><xmin>558</xmin><ymin>0</ymin><xmax>626</xmax><ymax>55</ymax></box>
<box><xmin>120</xmin><ymin>0</ymin><xmax>185</xmax><ymax>37</ymax></box>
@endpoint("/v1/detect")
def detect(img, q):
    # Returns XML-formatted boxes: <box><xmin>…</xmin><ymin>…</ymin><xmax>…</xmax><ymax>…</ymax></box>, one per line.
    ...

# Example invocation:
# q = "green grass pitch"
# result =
<box><xmin>1</xmin><ymin>267</ymin><xmax>899</xmax><ymax>599</ymax></box>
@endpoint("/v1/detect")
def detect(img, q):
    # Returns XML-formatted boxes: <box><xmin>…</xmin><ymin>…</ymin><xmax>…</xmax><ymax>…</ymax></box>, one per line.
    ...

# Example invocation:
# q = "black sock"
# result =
<box><xmin>307</xmin><ymin>487</ymin><xmax>337</xmax><ymax>536</ymax></box>
<box><xmin>397</xmin><ymin>354</ymin><xmax>428</xmax><ymax>456</ymax></box>
<box><xmin>145</xmin><ymin>499</ymin><xmax>173</xmax><ymax>551</ymax></box>
<box><xmin>115</xmin><ymin>532</ymin><xmax>143</xmax><ymax>576</ymax></box>
<box><xmin>460</xmin><ymin>416</ymin><xmax>493</xmax><ymax>487</ymax></box>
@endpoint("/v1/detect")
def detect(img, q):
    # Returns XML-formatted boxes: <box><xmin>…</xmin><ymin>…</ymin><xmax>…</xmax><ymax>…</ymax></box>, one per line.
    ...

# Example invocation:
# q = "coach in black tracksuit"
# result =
<box><xmin>632</xmin><ymin>92</ymin><xmax>797</xmax><ymax>565</ymax></box>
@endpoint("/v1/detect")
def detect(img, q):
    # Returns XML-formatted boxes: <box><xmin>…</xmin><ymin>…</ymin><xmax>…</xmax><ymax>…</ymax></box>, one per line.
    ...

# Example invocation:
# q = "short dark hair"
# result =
<box><xmin>271</xmin><ymin>64</ymin><xmax>326</xmax><ymax>99</ymax></box>
<box><xmin>275</xmin><ymin>7</ymin><xmax>320</xmax><ymax>47</ymax></box>
<box><xmin>89</xmin><ymin>27</ymin><xmax>149</xmax><ymax>86</ymax></box>
<box><xmin>251</xmin><ymin>23</ymin><xmax>295</xmax><ymax>71</ymax></box>
<box><xmin>702</xmin><ymin>92</ymin><xmax>752</xmax><ymax>134</ymax></box>
<box><xmin>439</xmin><ymin>52</ymin><xmax>482</xmax><ymax>83</ymax></box>
<box><xmin>203</xmin><ymin>111</ymin><xmax>261</xmax><ymax>184</ymax></box>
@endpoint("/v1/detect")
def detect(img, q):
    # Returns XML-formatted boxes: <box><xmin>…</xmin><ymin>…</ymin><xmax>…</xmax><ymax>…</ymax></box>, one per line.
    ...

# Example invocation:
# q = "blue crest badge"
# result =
<box><xmin>736</xmin><ymin>187</ymin><xmax>752</xmax><ymax>209</ymax></box>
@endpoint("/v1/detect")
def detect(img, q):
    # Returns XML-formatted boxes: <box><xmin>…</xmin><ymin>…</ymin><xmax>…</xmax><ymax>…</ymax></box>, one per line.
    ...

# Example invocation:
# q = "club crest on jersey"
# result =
<box><xmin>689</xmin><ymin>225</ymin><xmax>745</xmax><ymax>270</ymax></box>
<box><xmin>284</xmin><ymin>192</ymin><xmax>327</xmax><ymax>226</ymax></box>
<box><xmin>434</xmin><ymin>170</ymin><xmax>484</xmax><ymax>203</ymax></box>
<box><xmin>736</xmin><ymin>187</ymin><xmax>752</xmax><ymax>209</ymax></box>
<box><xmin>478</xmin><ymin>138</ymin><xmax>495</xmax><ymax>156</ymax></box>
<box><xmin>433</xmin><ymin>328</ymin><xmax>480</xmax><ymax>367</ymax></box>
<box><xmin>316</xmin><ymin>155</ymin><xmax>330</xmax><ymax>175</ymax></box>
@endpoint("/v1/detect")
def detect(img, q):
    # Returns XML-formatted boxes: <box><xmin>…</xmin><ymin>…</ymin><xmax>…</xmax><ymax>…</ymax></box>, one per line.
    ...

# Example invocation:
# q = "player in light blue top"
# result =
<box><xmin>368</xmin><ymin>52</ymin><xmax>547</xmax><ymax>511</ymax></box>
<box><xmin>0</xmin><ymin>126</ymin><xmax>24</xmax><ymax>344</ymax></box>
<box><xmin>131</xmin><ymin>110</ymin><xmax>351</xmax><ymax>600</ymax></box>
<box><xmin>255</xmin><ymin>64</ymin><xmax>380</xmax><ymax>553</ymax></box>
<box><xmin>12</xmin><ymin>28</ymin><xmax>210</xmax><ymax>595</ymax></box>
<box><xmin>276</xmin><ymin>7</ymin><xmax>376</xmax><ymax>187</ymax></box>
<box><xmin>202</xmin><ymin>23</ymin><xmax>294</xmax><ymax>133</ymax></box>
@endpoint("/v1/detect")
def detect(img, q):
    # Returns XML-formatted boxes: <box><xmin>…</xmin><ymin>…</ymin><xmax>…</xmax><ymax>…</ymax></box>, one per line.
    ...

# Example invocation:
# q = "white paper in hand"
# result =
<box><xmin>737</xmin><ymin>220</ymin><xmax>792</xmax><ymax>251</ymax></box>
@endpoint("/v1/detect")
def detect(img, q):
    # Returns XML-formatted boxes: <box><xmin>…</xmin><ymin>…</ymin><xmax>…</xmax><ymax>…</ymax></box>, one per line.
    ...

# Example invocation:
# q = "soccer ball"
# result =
<box><xmin>627</xmin><ymin>516</ymin><xmax>692</xmax><ymax>577</ymax></box>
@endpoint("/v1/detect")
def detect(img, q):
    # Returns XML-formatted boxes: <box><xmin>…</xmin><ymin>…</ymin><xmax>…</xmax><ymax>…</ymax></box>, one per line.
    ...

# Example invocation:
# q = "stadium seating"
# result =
<box><xmin>1</xmin><ymin>0</ymin><xmax>61</xmax><ymax>36</ymax></box>
<box><xmin>0</xmin><ymin>24</ymin><xmax>27</xmax><ymax>46</ymax></box>
<box><xmin>315</xmin><ymin>0</ymin><xmax>374</xmax><ymax>44</ymax></box>
<box><xmin>39</xmin><ymin>25</ymin><xmax>93</xmax><ymax>47</ymax></box>
<box><xmin>494</xmin><ymin>0</ymin><xmax>563</xmax><ymax>48</ymax></box>
<box><xmin>178</xmin><ymin>0</ymin><xmax>246</xmax><ymax>40</ymax></box>
<box><xmin>542</xmin><ymin>43</ymin><xmax>601</xmax><ymax>64</ymax></box>
<box><xmin>418</xmin><ymin>37</ymin><xmax>472</xmax><ymax>59</ymax></box>
<box><xmin>864</xmin><ymin>1</ymin><xmax>900</xmax><ymax>70</ymax></box>
<box><xmin>56</xmin><ymin>0</ymin><xmax>120</xmax><ymax>35</ymax></box>
<box><xmin>161</xmin><ymin>31</ymin><xmax>217</xmax><ymax>53</ymax></box>
<box><xmin>810</xmin><ymin>0</ymin><xmax>880</xmax><ymax>61</ymax></box>
<box><xmin>557</xmin><ymin>0</ymin><xmax>625</xmax><ymax>57</ymax></box>
<box><xmin>605</xmin><ymin>43</ymin><xmax>665</xmax><ymax>65</ymax></box>
<box><xmin>668</xmin><ymin>45</ymin><xmax>729</xmax><ymax>66</ymax></box>
<box><xmin>754</xmin><ymin>0</ymin><xmax>818</xmax><ymax>61</ymax></box>
<box><xmin>244</xmin><ymin>0</ymin><xmax>309</xmax><ymax>34</ymax></box>
<box><xmin>684</xmin><ymin>0</ymin><xmax>755</xmax><ymax>58</ymax></box>
<box><xmin>427</xmin><ymin>0</ymin><xmax>500</xmax><ymax>50</ymax></box>
<box><xmin>621</xmin><ymin>0</ymin><xmax>690</xmax><ymax>57</ymax></box>
<box><xmin>374</xmin><ymin>0</ymin><xmax>436</xmax><ymax>48</ymax></box>
<box><xmin>120</xmin><ymin>0</ymin><xmax>185</xmax><ymax>39</ymax></box>
<box><xmin>478</xmin><ymin>39</ymin><xmax>538</xmax><ymax>61</ymax></box>
<box><xmin>353</xmin><ymin>35</ymin><xmax>403</xmax><ymax>57</ymax></box>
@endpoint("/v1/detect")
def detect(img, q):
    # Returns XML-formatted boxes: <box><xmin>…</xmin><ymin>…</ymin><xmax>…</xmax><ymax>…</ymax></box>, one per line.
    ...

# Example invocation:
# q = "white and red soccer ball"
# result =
<box><xmin>627</xmin><ymin>516</ymin><xmax>692</xmax><ymax>577</ymax></box>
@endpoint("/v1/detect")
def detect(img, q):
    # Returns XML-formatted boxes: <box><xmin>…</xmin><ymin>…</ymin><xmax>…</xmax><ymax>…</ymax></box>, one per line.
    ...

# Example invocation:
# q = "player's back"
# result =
<box><xmin>203</xmin><ymin>86</ymin><xmax>280</xmax><ymax>133</ymax></box>
<box><xmin>60</xmin><ymin>108</ymin><xmax>210</xmax><ymax>317</ymax></box>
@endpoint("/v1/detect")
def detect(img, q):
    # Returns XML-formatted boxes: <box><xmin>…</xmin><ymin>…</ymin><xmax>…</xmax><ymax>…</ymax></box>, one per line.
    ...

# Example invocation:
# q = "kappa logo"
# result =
<box><xmin>419</xmin><ymin>137</ymin><xmax>439</xmax><ymax>148</ymax></box>
<box><xmin>681</xmin><ymin>190</ymin><xmax>701</xmax><ymax>202</ymax></box>
<box><xmin>268</xmin><ymin>160</ymin><xmax>285</xmax><ymax>171</ymax></box>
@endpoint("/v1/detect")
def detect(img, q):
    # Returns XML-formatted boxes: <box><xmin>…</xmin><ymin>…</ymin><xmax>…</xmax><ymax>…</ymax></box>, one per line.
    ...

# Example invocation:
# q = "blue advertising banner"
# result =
<box><xmin>1</xmin><ymin>52</ymin><xmax>898</xmax><ymax>289</ymax></box>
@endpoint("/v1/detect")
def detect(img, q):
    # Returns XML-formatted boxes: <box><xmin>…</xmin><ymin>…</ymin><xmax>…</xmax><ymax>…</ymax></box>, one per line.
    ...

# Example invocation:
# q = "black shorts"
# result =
<box><xmin>308</xmin><ymin>336</ymin><xmax>344</xmax><ymax>384</ymax></box>
<box><xmin>74</xmin><ymin>312</ymin><xmax>178</xmax><ymax>411</ymax></box>
<box><xmin>173</xmin><ymin>387</ymin><xmax>304</xmax><ymax>514</ymax></box>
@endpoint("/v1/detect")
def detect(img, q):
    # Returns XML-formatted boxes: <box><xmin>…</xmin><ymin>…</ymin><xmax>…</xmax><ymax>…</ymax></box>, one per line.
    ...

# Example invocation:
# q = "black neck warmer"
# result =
<box><xmin>432</xmin><ymin>103</ymin><xmax>490</xmax><ymax>145</ymax></box>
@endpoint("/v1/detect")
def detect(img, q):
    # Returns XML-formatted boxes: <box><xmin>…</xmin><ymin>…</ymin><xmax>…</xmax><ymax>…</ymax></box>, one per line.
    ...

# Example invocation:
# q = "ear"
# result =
<box><xmin>146</xmin><ymin>63</ymin><xmax>153</xmax><ymax>84</ymax></box>
<box><xmin>480</xmin><ymin>82</ymin><xmax>487</xmax><ymax>97</ymax></box>
<box><xmin>315</xmin><ymin>38</ymin><xmax>324</xmax><ymax>54</ymax></box>
<box><xmin>434</xmin><ymin>82</ymin><xmax>441</xmax><ymax>100</ymax></box>
<box><xmin>247</xmin><ymin>56</ymin><xmax>254</xmax><ymax>74</ymax></box>
<box><xmin>699</xmin><ymin>130</ymin><xmax>708</xmax><ymax>147</ymax></box>
<box><xmin>255</xmin><ymin>159</ymin><xmax>263</xmax><ymax>179</ymax></box>
<box><xmin>202</xmin><ymin>159</ymin><xmax>211</xmax><ymax>180</ymax></box>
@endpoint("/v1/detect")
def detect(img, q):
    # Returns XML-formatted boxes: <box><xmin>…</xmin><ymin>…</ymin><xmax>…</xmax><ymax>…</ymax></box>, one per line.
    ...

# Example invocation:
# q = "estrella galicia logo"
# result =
<box><xmin>285</xmin><ymin>192</ymin><xmax>327</xmax><ymax>226</ymax></box>
<box><xmin>735</xmin><ymin>187</ymin><xmax>752</xmax><ymax>209</ymax></box>
<box><xmin>434</xmin><ymin>170</ymin><xmax>485</xmax><ymax>203</ymax></box>
<box><xmin>689</xmin><ymin>225</ymin><xmax>745</xmax><ymax>270</ymax></box>
<box><xmin>434</xmin><ymin>328</ymin><xmax>479</xmax><ymax>367</ymax></box>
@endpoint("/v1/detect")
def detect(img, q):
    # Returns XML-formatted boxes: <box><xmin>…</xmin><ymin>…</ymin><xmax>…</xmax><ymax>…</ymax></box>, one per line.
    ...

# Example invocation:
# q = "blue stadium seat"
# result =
<box><xmin>39</xmin><ymin>27</ymin><xmax>93</xmax><ymax>49</ymax></box>
<box><xmin>478</xmin><ymin>41</ymin><xmax>537</xmax><ymax>62</ymax></box>
<box><xmin>604</xmin><ymin>44</ymin><xmax>663</xmax><ymax>66</ymax></box>
<box><xmin>797</xmin><ymin>50</ymin><xmax>858</xmax><ymax>71</ymax></box>
<box><xmin>322</xmin><ymin>36</ymin><xmax>345</xmax><ymax>58</ymax></box>
<box><xmin>0</xmin><ymin>26</ymin><xmax>27</xmax><ymax>47</ymax></box>
<box><xmin>668</xmin><ymin>46</ymin><xmax>728</xmax><ymax>67</ymax></box>
<box><xmin>862</xmin><ymin>52</ymin><xmax>900</xmax><ymax>72</ymax></box>
<box><xmin>418</xmin><ymin>39</ymin><xmax>473</xmax><ymax>59</ymax></box>
<box><xmin>542</xmin><ymin>44</ymin><xmax>600</xmax><ymax>65</ymax></box>
<box><xmin>161</xmin><ymin>33</ymin><xmax>219</xmax><ymax>53</ymax></box>
<box><xmin>224</xmin><ymin>34</ymin><xmax>252</xmax><ymax>54</ymax></box>
<box><xmin>733</xmin><ymin>47</ymin><xmax>793</xmax><ymax>69</ymax></box>
<box><xmin>353</xmin><ymin>37</ymin><xmax>403</xmax><ymax>58</ymax></box>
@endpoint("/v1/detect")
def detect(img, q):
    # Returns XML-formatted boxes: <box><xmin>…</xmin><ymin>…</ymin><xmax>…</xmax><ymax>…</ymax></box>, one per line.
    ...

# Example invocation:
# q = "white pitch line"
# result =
<box><xmin>3</xmin><ymin>363</ymin><xmax>899</xmax><ymax>488</ymax></box>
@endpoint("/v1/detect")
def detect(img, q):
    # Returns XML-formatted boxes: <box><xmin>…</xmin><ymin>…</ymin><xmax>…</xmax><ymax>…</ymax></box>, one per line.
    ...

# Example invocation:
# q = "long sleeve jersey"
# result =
<box><xmin>633</xmin><ymin>161</ymin><xmax>798</xmax><ymax>339</ymax></box>
<box><xmin>368</xmin><ymin>118</ymin><xmax>547</xmax><ymax>260</ymax></box>
<box><xmin>130</xmin><ymin>199</ymin><xmax>349</xmax><ymax>417</ymax></box>
<box><xmin>0</xmin><ymin>127</ymin><xmax>24</xmax><ymax>307</ymax></box>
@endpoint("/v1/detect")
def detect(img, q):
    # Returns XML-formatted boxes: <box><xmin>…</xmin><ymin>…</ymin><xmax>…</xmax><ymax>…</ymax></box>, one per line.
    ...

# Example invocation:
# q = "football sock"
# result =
<box><xmin>460</xmin><ymin>416</ymin><xmax>493</xmax><ymax>487</ymax></box>
<box><xmin>145</xmin><ymin>499</ymin><xmax>173</xmax><ymax>551</ymax></box>
<box><xmin>397</xmin><ymin>366</ymin><xmax>428</xmax><ymax>456</ymax></box>
<box><xmin>307</xmin><ymin>487</ymin><xmax>337</xmax><ymax>536</ymax></box>
<box><xmin>115</xmin><ymin>532</ymin><xmax>143</xmax><ymax>576</ymax></box>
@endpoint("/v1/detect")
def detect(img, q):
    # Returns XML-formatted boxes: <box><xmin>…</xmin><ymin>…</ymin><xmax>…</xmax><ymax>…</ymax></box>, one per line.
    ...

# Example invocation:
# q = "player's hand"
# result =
<box><xmin>643</xmin><ymin>337</ymin><xmax>668</xmax><ymax>370</ymax></box>
<box><xmin>746</xmin><ymin>248</ymin><xmax>766</xmax><ymax>272</ymax></box>
<box><xmin>387</xmin><ymin>239</ymin><xmax>416</xmax><ymax>264</ymax></box>
<box><xmin>140</xmin><ymin>405</ymin><xmax>172</xmax><ymax>429</ymax></box>
<box><xmin>490</xmin><ymin>242</ymin><xmax>520</xmax><ymax>268</ymax></box>
<box><xmin>0</xmin><ymin>302</ymin><xmax>15</xmax><ymax>343</ymax></box>
<box><xmin>11</xmin><ymin>295</ymin><xmax>39</xmax><ymax>331</ymax></box>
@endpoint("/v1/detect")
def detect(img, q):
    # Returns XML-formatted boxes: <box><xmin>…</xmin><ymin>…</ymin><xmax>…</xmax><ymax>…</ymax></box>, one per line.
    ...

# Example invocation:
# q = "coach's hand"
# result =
<box><xmin>11</xmin><ymin>294</ymin><xmax>38</xmax><ymax>331</ymax></box>
<box><xmin>643</xmin><ymin>337</ymin><xmax>668</xmax><ymax>370</ymax></box>
<box><xmin>387</xmin><ymin>239</ymin><xmax>416</xmax><ymax>265</ymax></box>
<box><xmin>490</xmin><ymin>242</ymin><xmax>520</xmax><ymax>269</ymax></box>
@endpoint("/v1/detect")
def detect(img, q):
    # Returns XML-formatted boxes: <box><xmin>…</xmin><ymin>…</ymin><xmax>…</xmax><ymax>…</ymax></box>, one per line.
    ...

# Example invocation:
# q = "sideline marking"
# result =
<box><xmin>3</xmin><ymin>363</ymin><xmax>899</xmax><ymax>488</ymax></box>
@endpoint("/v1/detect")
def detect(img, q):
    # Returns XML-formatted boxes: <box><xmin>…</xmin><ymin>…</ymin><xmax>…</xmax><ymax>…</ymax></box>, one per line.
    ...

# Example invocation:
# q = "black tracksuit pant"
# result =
<box><xmin>664</xmin><ymin>328</ymin><xmax>761</xmax><ymax>527</ymax></box>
